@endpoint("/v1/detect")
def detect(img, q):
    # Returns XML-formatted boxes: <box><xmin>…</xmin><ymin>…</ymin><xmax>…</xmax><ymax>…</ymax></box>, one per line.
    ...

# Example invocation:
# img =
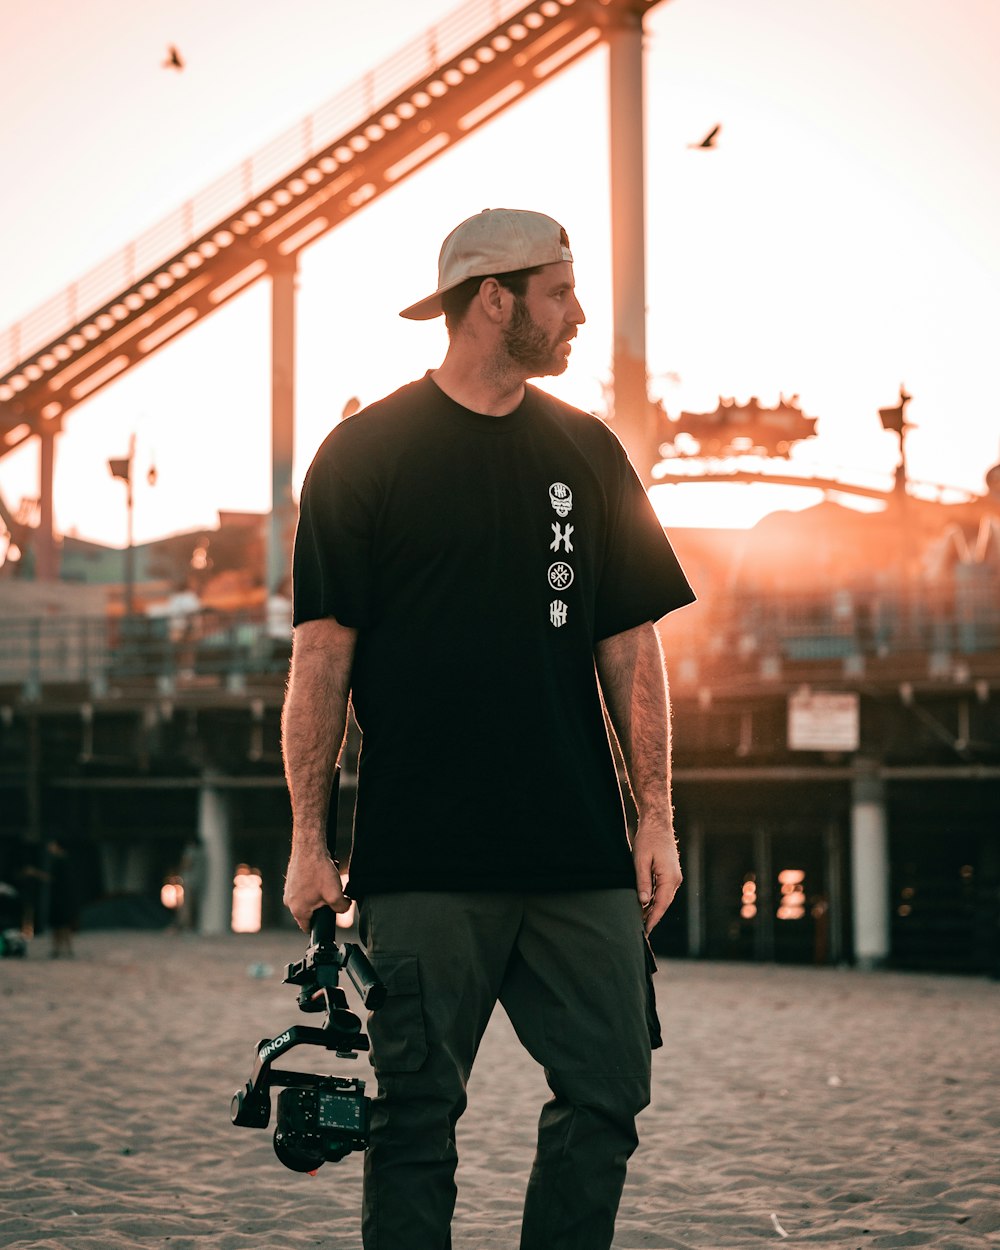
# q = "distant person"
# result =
<box><xmin>160</xmin><ymin>579</ymin><xmax>202</xmax><ymax>675</ymax></box>
<box><xmin>282</xmin><ymin>208</ymin><xmax>695</xmax><ymax>1249</ymax></box>
<box><xmin>45</xmin><ymin>840</ymin><xmax>78</xmax><ymax>958</ymax></box>
<box><xmin>266</xmin><ymin>577</ymin><xmax>293</xmax><ymax>642</ymax></box>
<box><xmin>177</xmin><ymin>841</ymin><xmax>205</xmax><ymax>933</ymax></box>
<box><xmin>16</xmin><ymin>849</ymin><xmax>46</xmax><ymax>938</ymax></box>
<box><xmin>166</xmin><ymin>582</ymin><xmax>201</xmax><ymax>641</ymax></box>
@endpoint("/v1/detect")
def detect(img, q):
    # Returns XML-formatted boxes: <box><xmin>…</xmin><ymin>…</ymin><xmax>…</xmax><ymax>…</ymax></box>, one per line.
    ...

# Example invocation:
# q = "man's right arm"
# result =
<box><xmin>281</xmin><ymin>615</ymin><xmax>358</xmax><ymax>931</ymax></box>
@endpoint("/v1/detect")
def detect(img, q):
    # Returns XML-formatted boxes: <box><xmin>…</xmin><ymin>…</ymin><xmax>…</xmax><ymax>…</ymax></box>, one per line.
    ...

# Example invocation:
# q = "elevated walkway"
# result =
<box><xmin>0</xmin><ymin>0</ymin><xmax>661</xmax><ymax>446</ymax></box>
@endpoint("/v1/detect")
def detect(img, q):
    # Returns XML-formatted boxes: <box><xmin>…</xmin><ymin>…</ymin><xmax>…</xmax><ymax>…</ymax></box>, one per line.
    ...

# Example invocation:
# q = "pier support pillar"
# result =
<box><xmin>36</xmin><ymin>416</ymin><xmax>61</xmax><ymax>581</ymax></box>
<box><xmin>607</xmin><ymin>10</ymin><xmax>653</xmax><ymax>478</ymax></box>
<box><xmin>850</xmin><ymin>762</ymin><xmax>891</xmax><ymax>968</ymax></box>
<box><xmin>269</xmin><ymin>256</ymin><xmax>298</xmax><ymax>595</ymax></box>
<box><xmin>685</xmin><ymin>819</ymin><xmax>705</xmax><ymax>957</ymax></box>
<box><xmin>198</xmin><ymin>781</ymin><xmax>232</xmax><ymax>936</ymax></box>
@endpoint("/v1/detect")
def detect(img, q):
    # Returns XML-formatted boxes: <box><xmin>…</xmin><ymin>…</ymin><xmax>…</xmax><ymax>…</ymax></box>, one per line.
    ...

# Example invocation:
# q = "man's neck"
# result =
<box><xmin>431</xmin><ymin>348</ymin><xmax>528</xmax><ymax>417</ymax></box>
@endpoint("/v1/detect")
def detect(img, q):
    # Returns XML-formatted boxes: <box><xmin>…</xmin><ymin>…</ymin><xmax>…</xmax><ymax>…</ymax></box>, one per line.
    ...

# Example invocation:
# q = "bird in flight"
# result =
<box><xmin>163</xmin><ymin>45</ymin><xmax>185</xmax><ymax>71</ymax></box>
<box><xmin>689</xmin><ymin>124</ymin><xmax>721</xmax><ymax>149</ymax></box>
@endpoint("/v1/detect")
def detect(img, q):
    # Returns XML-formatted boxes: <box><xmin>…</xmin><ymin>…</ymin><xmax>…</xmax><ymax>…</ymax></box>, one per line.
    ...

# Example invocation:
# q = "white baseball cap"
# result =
<box><xmin>399</xmin><ymin>208</ymin><xmax>573</xmax><ymax>320</ymax></box>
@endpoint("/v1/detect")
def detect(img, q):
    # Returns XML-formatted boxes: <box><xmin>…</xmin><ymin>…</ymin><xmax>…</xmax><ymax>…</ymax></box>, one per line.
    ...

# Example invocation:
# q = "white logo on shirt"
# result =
<box><xmin>548</xmin><ymin>562</ymin><xmax>574</xmax><ymax>591</ymax></box>
<box><xmin>549</xmin><ymin>483</ymin><xmax>573</xmax><ymax>517</ymax></box>
<box><xmin>550</xmin><ymin>600</ymin><xmax>568</xmax><ymax>628</ymax></box>
<box><xmin>550</xmin><ymin>523</ymin><xmax>574</xmax><ymax>553</ymax></box>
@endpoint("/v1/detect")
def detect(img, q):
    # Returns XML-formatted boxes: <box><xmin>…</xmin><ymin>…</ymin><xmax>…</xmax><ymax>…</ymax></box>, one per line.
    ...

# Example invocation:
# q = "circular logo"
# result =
<box><xmin>548</xmin><ymin>561</ymin><xmax>574</xmax><ymax>591</ymax></box>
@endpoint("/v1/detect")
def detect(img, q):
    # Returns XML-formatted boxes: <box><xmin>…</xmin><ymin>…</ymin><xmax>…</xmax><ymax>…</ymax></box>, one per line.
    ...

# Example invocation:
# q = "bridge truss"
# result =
<box><xmin>1</xmin><ymin>0</ymin><xmax>665</xmax><ymax>583</ymax></box>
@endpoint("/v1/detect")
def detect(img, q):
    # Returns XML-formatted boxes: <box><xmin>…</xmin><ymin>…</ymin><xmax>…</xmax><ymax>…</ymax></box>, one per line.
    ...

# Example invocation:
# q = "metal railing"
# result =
<box><xmin>664</xmin><ymin>580</ymin><xmax>1000</xmax><ymax>668</ymax></box>
<box><xmin>0</xmin><ymin>0</ymin><xmax>533</xmax><ymax>376</ymax></box>
<box><xmin>2</xmin><ymin>582</ymin><xmax>998</xmax><ymax>695</ymax></box>
<box><xmin>0</xmin><ymin>608</ymin><xmax>291</xmax><ymax>693</ymax></box>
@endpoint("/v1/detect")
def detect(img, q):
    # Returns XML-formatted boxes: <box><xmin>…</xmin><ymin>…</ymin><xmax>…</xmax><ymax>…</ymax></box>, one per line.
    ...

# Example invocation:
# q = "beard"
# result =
<box><xmin>501</xmin><ymin>296</ymin><xmax>568</xmax><ymax>377</ymax></box>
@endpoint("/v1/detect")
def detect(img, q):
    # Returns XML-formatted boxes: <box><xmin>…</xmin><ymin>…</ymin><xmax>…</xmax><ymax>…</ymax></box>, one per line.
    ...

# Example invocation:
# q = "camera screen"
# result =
<box><xmin>317</xmin><ymin>1092</ymin><xmax>365</xmax><ymax>1131</ymax></box>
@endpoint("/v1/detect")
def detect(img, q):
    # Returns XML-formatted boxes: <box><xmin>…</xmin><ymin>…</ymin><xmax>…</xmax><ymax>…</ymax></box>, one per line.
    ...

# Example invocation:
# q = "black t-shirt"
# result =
<box><xmin>293</xmin><ymin>375</ymin><xmax>695</xmax><ymax>898</ymax></box>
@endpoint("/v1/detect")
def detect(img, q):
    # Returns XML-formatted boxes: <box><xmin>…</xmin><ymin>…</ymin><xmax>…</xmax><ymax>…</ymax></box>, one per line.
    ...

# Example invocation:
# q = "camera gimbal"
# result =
<box><xmin>230</xmin><ymin>905</ymin><xmax>386</xmax><ymax>1173</ymax></box>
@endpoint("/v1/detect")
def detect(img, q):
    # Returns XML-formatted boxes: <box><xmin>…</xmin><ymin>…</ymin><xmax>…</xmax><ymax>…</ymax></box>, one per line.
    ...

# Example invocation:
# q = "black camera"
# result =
<box><xmin>231</xmin><ymin>905</ymin><xmax>385</xmax><ymax>1173</ymax></box>
<box><xmin>273</xmin><ymin>1081</ymin><xmax>368</xmax><ymax>1171</ymax></box>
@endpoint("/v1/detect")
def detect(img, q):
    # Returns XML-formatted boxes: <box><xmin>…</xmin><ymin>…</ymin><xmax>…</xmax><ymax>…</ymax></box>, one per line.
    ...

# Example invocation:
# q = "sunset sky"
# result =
<box><xmin>1</xmin><ymin>0</ymin><xmax>998</xmax><ymax>552</ymax></box>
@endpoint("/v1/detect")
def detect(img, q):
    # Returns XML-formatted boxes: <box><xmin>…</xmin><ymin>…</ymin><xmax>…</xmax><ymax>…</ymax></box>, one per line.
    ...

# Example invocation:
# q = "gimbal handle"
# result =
<box><xmin>303</xmin><ymin>906</ymin><xmax>387</xmax><ymax>1011</ymax></box>
<box><xmin>310</xmin><ymin>905</ymin><xmax>339</xmax><ymax>947</ymax></box>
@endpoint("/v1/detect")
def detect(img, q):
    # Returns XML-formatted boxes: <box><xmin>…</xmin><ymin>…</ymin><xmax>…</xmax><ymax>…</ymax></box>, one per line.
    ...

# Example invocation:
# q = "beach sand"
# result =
<box><xmin>1</xmin><ymin>930</ymin><xmax>998</xmax><ymax>1249</ymax></box>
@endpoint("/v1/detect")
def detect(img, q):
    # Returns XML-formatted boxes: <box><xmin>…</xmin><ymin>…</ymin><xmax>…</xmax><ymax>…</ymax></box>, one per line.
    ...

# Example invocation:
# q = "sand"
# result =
<box><xmin>1</xmin><ymin>930</ymin><xmax>998</xmax><ymax>1250</ymax></box>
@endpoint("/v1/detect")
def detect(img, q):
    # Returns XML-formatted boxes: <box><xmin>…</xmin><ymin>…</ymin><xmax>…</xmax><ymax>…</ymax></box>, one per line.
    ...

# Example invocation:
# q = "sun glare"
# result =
<box><xmin>651</xmin><ymin>483</ymin><xmax>825</xmax><ymax>530</ymax></box>
<box><xmin>1</xmin><ymin>0</ymin><xmax>998</xmax><ymax>550</ymax></box>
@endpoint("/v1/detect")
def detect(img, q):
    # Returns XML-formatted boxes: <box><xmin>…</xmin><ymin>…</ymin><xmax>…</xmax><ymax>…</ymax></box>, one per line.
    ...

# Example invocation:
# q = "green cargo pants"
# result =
<box><xmin>358</xmin><ymin>890</ymin><xmax>658</xmax><ymax>1250</ymax></box>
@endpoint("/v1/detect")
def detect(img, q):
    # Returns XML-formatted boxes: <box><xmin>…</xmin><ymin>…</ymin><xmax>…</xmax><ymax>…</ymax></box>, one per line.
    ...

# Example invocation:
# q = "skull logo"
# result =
<box><xmin>549</xmin><ymin>482</ymin><xmax>573</xmax><ymax>517</ymax></box>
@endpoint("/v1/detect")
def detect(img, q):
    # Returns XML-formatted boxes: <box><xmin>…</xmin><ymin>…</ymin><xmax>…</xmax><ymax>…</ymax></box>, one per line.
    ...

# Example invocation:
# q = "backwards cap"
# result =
<box><xmin>399</xmin><ymin>208</ymin><xmax>572</xmax><ymax>320</ymax></box>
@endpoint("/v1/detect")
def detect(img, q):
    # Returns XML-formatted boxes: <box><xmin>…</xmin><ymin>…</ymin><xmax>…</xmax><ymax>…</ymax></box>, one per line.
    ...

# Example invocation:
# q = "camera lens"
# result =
<box><xmin>273</xmin><ymin>1128</ymin><xmax>325</xmax><ymax>1173</ymax></box>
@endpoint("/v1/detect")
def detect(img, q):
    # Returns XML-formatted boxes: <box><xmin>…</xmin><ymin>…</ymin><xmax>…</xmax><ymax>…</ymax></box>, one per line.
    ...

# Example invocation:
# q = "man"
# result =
<box><xmin>282</xmin><ymin>208</ymin><xmax>695</xmax><ymax>1250</ymax></box>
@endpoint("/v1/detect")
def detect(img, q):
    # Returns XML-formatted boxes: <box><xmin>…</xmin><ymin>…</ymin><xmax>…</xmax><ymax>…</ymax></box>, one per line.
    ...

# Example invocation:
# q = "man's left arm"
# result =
<box><xmin>594</xmin><ymin>621</ymin><xmax>680</xmax><ymax>935</ymax></box>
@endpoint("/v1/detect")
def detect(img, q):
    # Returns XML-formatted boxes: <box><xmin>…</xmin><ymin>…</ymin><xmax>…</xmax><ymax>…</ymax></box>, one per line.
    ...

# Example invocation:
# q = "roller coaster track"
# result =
<box><xmin>650</xmin><ymin>467</ymin><xmax>979</xmax><ymax>505</ymax></box>
<box><xmin>0</xmin><ymin>0</ymin><xmax>663</xmax><ymax>460</ymax></box>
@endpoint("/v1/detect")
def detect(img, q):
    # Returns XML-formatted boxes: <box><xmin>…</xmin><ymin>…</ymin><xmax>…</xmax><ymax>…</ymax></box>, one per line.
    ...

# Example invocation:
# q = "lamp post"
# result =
<box><xmin>878</xmin><ymin>385</ymin><xmax>916</xmax><ymax>638</ymax></box>
<box><xmin>878</xmin><ymin>385</ymin><xmax>913</xmax><ymax>500</ymax></box>
<box><xmin>108</xmin><ymin>434</ymin><xmax>136</xmax><ymax>618</ymax></box>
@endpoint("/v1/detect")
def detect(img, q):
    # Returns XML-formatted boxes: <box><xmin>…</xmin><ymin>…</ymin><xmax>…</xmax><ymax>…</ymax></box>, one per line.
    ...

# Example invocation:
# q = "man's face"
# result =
<box><xmin>501</xmin><ymin>261</ymin><xmax>585</xmax><ymax>378</ymax></box>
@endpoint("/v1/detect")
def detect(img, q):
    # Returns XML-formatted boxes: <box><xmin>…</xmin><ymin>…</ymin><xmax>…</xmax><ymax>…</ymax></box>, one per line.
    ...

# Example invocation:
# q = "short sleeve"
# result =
<box><xmin>292</xmin><ymin>434</ymin><xmax>377</xmax><ymax>628</ymax></box>
<box><xmin>594</xmin><ymin>443</ymin><xmax>696</xmax><ymax>641</ymax></box>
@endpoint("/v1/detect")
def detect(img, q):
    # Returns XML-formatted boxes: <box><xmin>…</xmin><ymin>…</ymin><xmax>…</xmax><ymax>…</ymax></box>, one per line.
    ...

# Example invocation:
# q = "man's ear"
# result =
<box><xmin>477</xmin><ymin>277</ymin><xmax>508</xmax><ymax>324</ymax></box>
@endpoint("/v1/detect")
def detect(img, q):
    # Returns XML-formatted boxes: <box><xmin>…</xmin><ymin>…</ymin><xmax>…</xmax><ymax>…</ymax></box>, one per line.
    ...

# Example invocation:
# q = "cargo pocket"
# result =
<box><xmin>643</xmin><ymin>935</ymin><xmax>663</xmax><ymax>1050</ymax></box>
<box><xmin>366</xmin><ymin>953</ymin><xmax>429</xmax><ymax>1073</ymax></box>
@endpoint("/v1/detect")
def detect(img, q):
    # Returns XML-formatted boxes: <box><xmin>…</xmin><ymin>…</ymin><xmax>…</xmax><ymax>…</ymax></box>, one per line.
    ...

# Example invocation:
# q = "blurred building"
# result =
<box><xmin>0</xmin><ymin>490</ymin><xmax>997</xmax><ymax>972</ymax></box>
<box><xmin>657</xmin><ymin>487</ymin><xmax>1000</xmax><ymax>972</ymax></box>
